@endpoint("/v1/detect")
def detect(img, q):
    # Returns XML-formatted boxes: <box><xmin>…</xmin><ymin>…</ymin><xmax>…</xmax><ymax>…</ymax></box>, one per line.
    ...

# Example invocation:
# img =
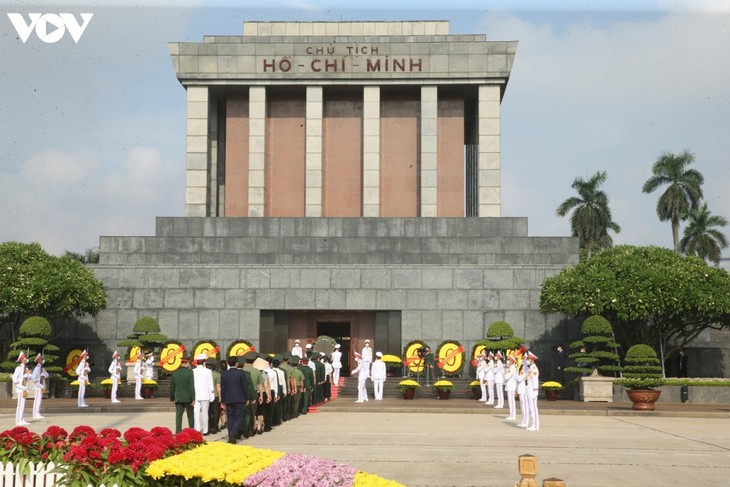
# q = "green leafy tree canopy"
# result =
<box><xmin>540</xmin><ymin>245</ymin><xmax>730</xmax><ymax>354</ymax></box>
<box><xmin>564</xmin><ymin>315</ymin><xmax>621</xmax><ymax>377</ymax></box>
<box><xmin>0</xmin><ymin>242</ymin><xmax>107</xmax><ymax>341</ymax></box>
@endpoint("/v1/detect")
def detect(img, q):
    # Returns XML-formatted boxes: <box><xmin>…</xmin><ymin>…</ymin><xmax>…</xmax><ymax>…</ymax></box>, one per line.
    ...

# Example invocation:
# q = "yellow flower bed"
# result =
<box><xmin>398</xmin><ymin>379</ymin><xmax>420</xmax><ymax>388</ymax></box>
<box><xmin>146</xmin><ymin>442</ymin><xmax>285</xmax><ymax>484</ymax></box>
<box><xmin>354</xmin><ymin>471</ymin><xmax>406</xmax><ymax>486</ymax></box>
<box><xmin>433</xmin><ymin>380</ymin><xmax>453</xmax><ymax>388</ymax></box>
<box><xmin>541</xmin><ymin>381</ymin><xmax>563</xmax><ymax>389</ymax></box>
<box><xmin>380</xmin><ymin>354</ymin><xmax>402</xmax><ymax>364</ymax></box>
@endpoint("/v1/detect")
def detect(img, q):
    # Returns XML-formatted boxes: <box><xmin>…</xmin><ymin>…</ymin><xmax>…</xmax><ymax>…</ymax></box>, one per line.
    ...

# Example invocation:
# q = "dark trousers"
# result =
<box><xmin>300</xmin><ymin>389</ymin><xmax>311</xmax><ymax>414</ymax></box>
<box><xmin>175</xmin><ymin>402</ymin><xmax>194</xmax><ymax>433</ymax></box>
<box><xmin>225</xmin><ymin>402</ymin><xmax>244</xmax><ymax>442</ymax></box>
<box><xmin>208</xmin><ymin>397</ymin><xmax>220</xmax><ymax>433</ymax></box>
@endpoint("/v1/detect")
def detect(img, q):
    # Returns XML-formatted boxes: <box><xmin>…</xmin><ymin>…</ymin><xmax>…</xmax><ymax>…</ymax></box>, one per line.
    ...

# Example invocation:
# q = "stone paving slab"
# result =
<box><xmin>2</xmin><ymin>397</ymin><xmax>730</xmax><ymax>486</ymax></box>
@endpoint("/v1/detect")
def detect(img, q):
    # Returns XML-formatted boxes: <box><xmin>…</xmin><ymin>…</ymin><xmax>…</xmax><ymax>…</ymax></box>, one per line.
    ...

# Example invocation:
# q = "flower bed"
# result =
<box><xmin>147</xmin><ymin>442</ymin><xmax>405</xmax><ymax>486</ymax></box>
<box><xmin>0</xmin><ymin>425</ymin><xmax>203</xmax><ymax>486</ymax></box>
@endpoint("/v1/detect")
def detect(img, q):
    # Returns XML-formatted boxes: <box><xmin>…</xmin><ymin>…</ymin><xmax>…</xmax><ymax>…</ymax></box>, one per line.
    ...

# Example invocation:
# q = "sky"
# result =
<box><xmin>1</xmin><ymin>1</ymin><xmax>729</xmax><ymax>263</ymax></box>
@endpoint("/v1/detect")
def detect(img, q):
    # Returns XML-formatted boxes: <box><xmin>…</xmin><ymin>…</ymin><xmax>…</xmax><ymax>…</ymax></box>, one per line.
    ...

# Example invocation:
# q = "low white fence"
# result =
<box><xmin>0</xmin><ymin>461</ymin><xmax>63</xmax><ymax>486</ymax></box>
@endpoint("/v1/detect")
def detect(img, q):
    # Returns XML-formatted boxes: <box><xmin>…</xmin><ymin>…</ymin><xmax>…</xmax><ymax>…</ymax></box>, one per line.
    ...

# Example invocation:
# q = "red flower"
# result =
<box><xmin>69</xmin><ymin>425</ymin><xmax>95</xmax><ymax>442</ymax></box>
<box><xmin>43</xmin><ymin>425</ymin><xmax>68</xmax><ymax>440</ymax></box>
<box><xmin>99</xmin><ymin>428</ymin><xmax>121</xmax><ymax>439</ymax></box>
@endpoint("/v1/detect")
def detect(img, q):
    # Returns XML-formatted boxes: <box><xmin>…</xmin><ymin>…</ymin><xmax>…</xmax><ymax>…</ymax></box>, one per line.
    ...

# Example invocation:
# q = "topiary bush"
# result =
<box><xmin>478</xmin><ymin>321</ymin><xmax>525</xmax><ymax>351</ymax></box>
<box><xmin>564</xmin><ymin>315</ymin><xmax>621</xmax><ymax>377</ymax></box>
<box><xmin>118</xmin><ymin>316</ymin><xmax>169</xmax><ymax>354</ymax></box>
<box><xmin>1</xmin><ymin>316</ymin><xmax>62</xmax><ymax>374</ymax></box>
<box><xmin>616</xmin><ymin>344</ymin><xmax>665</xmax><ymax>389</ymax></box>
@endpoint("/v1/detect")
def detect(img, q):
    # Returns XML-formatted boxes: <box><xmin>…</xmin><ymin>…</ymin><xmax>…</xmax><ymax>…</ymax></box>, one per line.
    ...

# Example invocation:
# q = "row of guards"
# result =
<box><xmin>402</xmin><ymin>341</ymin><xmax>528</xmax><ymax>376</ymax></box>
<box><xmin>62</xmin><ymin>340</ymin><xmax>526</xmax><ymax>378</ymax></box>
<box><xmin>62</xmin><ymin>341</ymin><xmax>253</xmax><ymax>377</ymax></box>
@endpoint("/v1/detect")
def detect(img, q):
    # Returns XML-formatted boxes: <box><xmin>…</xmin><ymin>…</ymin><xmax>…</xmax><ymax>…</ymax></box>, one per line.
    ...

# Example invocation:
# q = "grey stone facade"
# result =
<box><xmin>81</xmin><ymin>217</ymin><xmax>578</xmax><ymax>374</ymax></box>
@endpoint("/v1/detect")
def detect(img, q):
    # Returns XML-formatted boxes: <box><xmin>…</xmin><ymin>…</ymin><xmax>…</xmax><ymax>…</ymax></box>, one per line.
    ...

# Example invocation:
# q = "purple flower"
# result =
<box><xmin>245</xmin><ymin>453</ymin><xmax>358</xmax><ymax>487</ymax></box>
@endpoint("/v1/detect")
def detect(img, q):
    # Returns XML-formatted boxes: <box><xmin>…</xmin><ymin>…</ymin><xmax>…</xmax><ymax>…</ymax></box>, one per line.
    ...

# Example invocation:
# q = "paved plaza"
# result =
<box><xmin>3</xmin><ymin>397</ymin><xmax>730</xmax><ymax>486</ymax></box>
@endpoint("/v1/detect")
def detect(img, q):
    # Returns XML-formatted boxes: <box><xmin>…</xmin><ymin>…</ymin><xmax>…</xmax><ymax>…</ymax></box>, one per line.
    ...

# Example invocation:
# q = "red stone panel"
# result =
<box><xmin>437</xmin><ymin>94</ymin><xmax>465</xmax><ymax>217</ymax></box>
<box><xmin>266</xmin><ymin>89</ymin><xmax>306</xmax><ymax>216</ymax></box>
<box><xmin>224</xmin><ymin>94</ymin><xmax>249</xmax><ymax>216</ymax></box>
<box><xmin>380</xmin><ymin>90</ymin><xmax>420</xmax><ymax>217</ymax></box>
<box><xmin>323</xmin><ymin>89</ymin><xmax>363</xmax><ymax>216</ymax></box>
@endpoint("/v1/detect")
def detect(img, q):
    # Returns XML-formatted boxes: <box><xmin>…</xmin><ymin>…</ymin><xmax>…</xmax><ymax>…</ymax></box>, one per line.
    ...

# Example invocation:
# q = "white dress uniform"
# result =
<box><xmin>331</xmin><ymin>346</ymin><xmax>343</xmax><ymax>386</ymax></box>
<box><xmin>352</xmin><ymin>357</ymin><xmax>369</xmax><ymax>402</ymax></box>
<box><xmin>192</xmin><ymin>355</ymin><xmax>215</xmax><ymax>434</ymax></box>
<box><xmin>133</xmin><ymin>356</ymin><xmax>144</xmax><ymax>399</ymax></box>
<box><xmin>291</xmin><ymin>342</ymin><xmax>303</xmax><ymax>359</ymax></box>
<box><xmin>476</xmin><ymin>355</ymin><xmax>487</xmax><ymax>401</ymax></box>
<box><xmin>12</xmin><ymin>354</ymin><xmax>30</xmax><ymax>426</ymax></box>
<box><xmin>144</xmin><ymin>354</ymin><xmax>155</xmax><ymax>380</ymax></box>
<box><xmin>485</xmin><ymin>355</ymin><xmax>495</xmax><ymax>405</ymax></box>
<box><xmin>516</xmin><ymin>365</ymin><xmax>530</xmax><ymax>428</ymax></box>
<box><xmin>527</xmin><ymin>358</ymin><xmax>540</xmax><ymax>431</ymax></box>
<box><xmin>504</xmin><ymin>360</ymin><xmax>518</xmax><ymax>420</ymax></box>
<box><xmin>75</xmin><ymin>356</ymin><xmax>90</xmax><ymax>407</ymax></box>
<box><xmin>108</xmin><ymin>353</ymin><xmax>122</xmax><ymax>403</ymax></box>
<box><xmin>31</xmin><ymin>356</ymin><xmax>48</xmax><ymax>418</ymax></box>
<box><xmin>361</xmin><ymin>342</ymin><xmax>373</xmax><ymax>372</ymax></box>
<box><xmin>493</xmin><ymin>356</ymin><xmax>505</xmax><ymax>408</ymax></box>
<box><xmin>370</xmin><ymin>354</ymin><xmax>387</xmax><ymax>400</ymax></box>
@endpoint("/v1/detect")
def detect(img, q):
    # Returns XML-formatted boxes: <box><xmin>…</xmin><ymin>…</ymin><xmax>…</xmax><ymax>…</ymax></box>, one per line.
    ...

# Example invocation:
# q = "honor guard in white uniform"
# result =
<box><xmin>108</xmin><ymin>350</ymin><xmax>122</xmax><ymax>403</ymax></box>
<box><xmin>370</xmin><ymin>352</ymin><xmax>387</xmax><ymax>400</ymax></box>
<box><xmin>133</xmin><ymin>352</ymin><xmax>144</xmax><ymax>399</ymax></box>
<box><xmin>526</xmin><ymin>351</ymin><xmax>540</xmax><ymax>431</ymax></box>
<box><xmin>291</xmin><ymin>340</ymin><xmax>303</xmax><ymax>359</ymax></box>
<box><xmin>504</xmin><ymin>354</ymin><xmax>518</xmax><ymax>421</ymax></box>
<box><xmin>192</xmin><ymin>353</ymin><xmax>215</xmax><ymax>435</ymax></box>
<box><xmin>485</xmin><ymin>352</ymin><xmax>495</xmax><ymax>405</ymax></box>
<box><xmin>493</xmin><ymin>351</ymin><xmax>505</xmax><ymax>409</ymax></box>
<box><xmin>352</xmin><ymin>353</ymin><xmax>369</xmax><ymax>402</ymax></box>
<box><xmin>475</xmin><ymin>351</ymin><xmax>487</xmax><ymax>401</ymax></box>
<box><xmin>31</xmin><ymin>353</ymin><xmax>48</xmax><ymax>419</ymax></box>
<box><xmin>13</xmin><ymin>351</ymin><xmax>30</xmax><ymax>426</ymax></box>
<box><xmin>516</xmin><ymin>357</ymin><xmax>530</xmax><ymax>428</ymax></box>
<box><xmin>75</xmin><ymin>350</ymin><xmax>90</xmax><ymax>408</ymax></box>
<box><xmin>144</xmin><ymin>352</ymin><xmax>155</xmax><ymax>380</ymax></box>
<box><xmin>361</xmin><ymin>340</ymin><xmax>373</xmax><ymax>372</ymax></box>
<box><xmin>331</xmin><ymin>344</ymin><xmax>342</xmax><ymax>387</ymax></box>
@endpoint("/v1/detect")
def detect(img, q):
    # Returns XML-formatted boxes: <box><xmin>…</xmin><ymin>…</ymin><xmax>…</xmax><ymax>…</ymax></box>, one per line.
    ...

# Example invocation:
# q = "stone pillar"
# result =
<box><xmin>305</xmin><ymin>86</ymin><xmax>323</xmax><ymax>217</ymax></box>
<box><xmin>362</xmin><ymin>86</ymin><xmax>380</xmax><ymax>217</ymax></box>
<box><xmin>478</xmin><ymin>85</ymin><xmax>501</xmax><ymax>217</ymax></box>
<box><xmin>420</xmin><ymin>86</ymin><xmax>438</xmax><ymax>217</ymax></box>
<box><xmin>185</xmin><ymin>86</ymin><xmax>209</xmax><ymax>217</ymax></box>
<box><xmin>248</xmin><ymin>86</ymin><xmax>266</xmax><ymax>217</ymax></box>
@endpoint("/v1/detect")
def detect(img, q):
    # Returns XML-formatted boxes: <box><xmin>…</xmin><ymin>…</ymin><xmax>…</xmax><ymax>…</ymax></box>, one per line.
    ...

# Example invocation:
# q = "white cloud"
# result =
<box><xmin>0</xmin><ymin>147</ymin><xmax>184</xmax><ymax>255</ymax></box>
<box><xmin>486</xmin><ymin>10</ymin><xmax>730</xmax><ymax>253</ymax></box>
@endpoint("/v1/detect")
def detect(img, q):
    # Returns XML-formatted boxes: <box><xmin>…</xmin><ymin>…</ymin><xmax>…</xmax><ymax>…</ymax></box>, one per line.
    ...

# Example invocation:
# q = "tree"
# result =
<box><xmin>118</xmin><ymin>316</ymin><xmax>169</xmax><ymax>354</ymax></box>
<box><xmin>0</xmin><ymin>242</ymin><xmax>107</xmax><ymax>342</ymax></box>
<box><xmin>556</xmin><ymin>170</ymin><xmax>621</xmax><ymax>259</ymax></box>
<box><xmin>564</xmin><ymin>315</ymin><xmax>621</xmax><ymax>377</ymax></box>
<box><xmin>64</xmin><ymin>248</ymin><xmax>100</xmax><ymax>264</ymax></box>
<box><xmin>642</xmin><ymin>150</ymin><xmax>704</xmax><ymax>252</ymax></box>
<box><xmin>539</xmin><ymin>245</ymin><xmax>730</xmax><ymax>356</ymax></box>
<box><xmin>1</xmin><ymin>316</ymin><xmax>62</xmax><ymax>373</ymax></box>
<box><xmin>478</xmin><ymin>321</ymin><xmax>525</xmax><ymax>351</ymax></box>
<box><xmin>679</xmin><ymin>202</ymin><xmax>728</xmax><ymax>265</ymax></box>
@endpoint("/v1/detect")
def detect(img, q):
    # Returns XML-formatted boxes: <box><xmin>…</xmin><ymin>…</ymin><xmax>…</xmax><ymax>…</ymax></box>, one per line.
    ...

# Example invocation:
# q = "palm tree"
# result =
<box><xmin>642</xmin><ymin>150</ymin><xmax>704</xmax><ymax>252</ymax></box>
<box><xmin>679</xmin><ymin>202</ymin><xmax>728</xmax><ymax>264</ymax></box>
<box><xmin>556</xmin><ymin>171</ymin><xmax>621</xmax><ymax>259</ymax></box>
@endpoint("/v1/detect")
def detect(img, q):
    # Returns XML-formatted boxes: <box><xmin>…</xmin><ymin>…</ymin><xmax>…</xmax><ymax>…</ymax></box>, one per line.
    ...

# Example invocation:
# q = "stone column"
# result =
<box><xmin>305</xmin><ymin>86</ymin><xmax>323</xmax><ymax>217</ymax></box>
<box><xmin>478</xmin><ymin>85</ymin><xmax>501</xmax><ymax>217</ymax></box>
<box><xmin>362</xmin><ymin>86</ymin><xmax>380</xmax><ymax>217</ymax></box>
<box><xmin>420</xmin><ymin>86</ymin><xmax>438</xmax><ymax>217</ymax></box>
<box><xmin>248</xmin><ymin>86</ymin><xmax>266</xmax><ymax>217</ymax></box>
<box><xmin>185</xmin><ymin>86</ymin><xmax>209</xmax><ymax>217</ymax></box>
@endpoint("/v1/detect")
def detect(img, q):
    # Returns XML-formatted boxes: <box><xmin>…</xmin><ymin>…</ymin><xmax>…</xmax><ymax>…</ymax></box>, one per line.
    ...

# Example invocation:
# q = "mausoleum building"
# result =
<box><xmin>85</xmin><ymin>21</ymin><xmax>578</xmax><ymax>375</ymax></box>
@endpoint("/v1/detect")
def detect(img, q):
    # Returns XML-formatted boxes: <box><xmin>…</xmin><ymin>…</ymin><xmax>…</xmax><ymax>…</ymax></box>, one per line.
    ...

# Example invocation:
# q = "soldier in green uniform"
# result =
<box><xmin>289</xmin><ymin>356</ymin><xmax>304</xmax><ymax>419</ymax></box>
<box><xmin>278</xmin><ymin>354</ymin><xmax>293</xmax><ymax>421</ymax></box>
<box><xmin>169</xmin><ymin>356</ymin><xmax>195</xmax><ymax>433</ymax></box>
<box><xmin>242</xmin><ymin>352</ymin><xmax>265</xmax><ymax>436</ymax></box>
<box><xmin>298</xmin><ymin>356</ymin><xmax>314</xmax><ymax>415</ymax></box>
<box><xmin>313</xmin><ymin>352</ymin><xmax>326</xmax><ymax>404</ymax></box>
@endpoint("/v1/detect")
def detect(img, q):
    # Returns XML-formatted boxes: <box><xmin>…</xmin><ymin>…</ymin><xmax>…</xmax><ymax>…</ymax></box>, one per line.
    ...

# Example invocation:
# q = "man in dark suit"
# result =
<box><xmin>170</xmin><ymin>356</ymin><xmax>195</xmax><ymax>433</ymax></box>
<box><xmin>220</xmin><ymin>355</ymin><xmax>249</xmax><ymax>444</ymax></box>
